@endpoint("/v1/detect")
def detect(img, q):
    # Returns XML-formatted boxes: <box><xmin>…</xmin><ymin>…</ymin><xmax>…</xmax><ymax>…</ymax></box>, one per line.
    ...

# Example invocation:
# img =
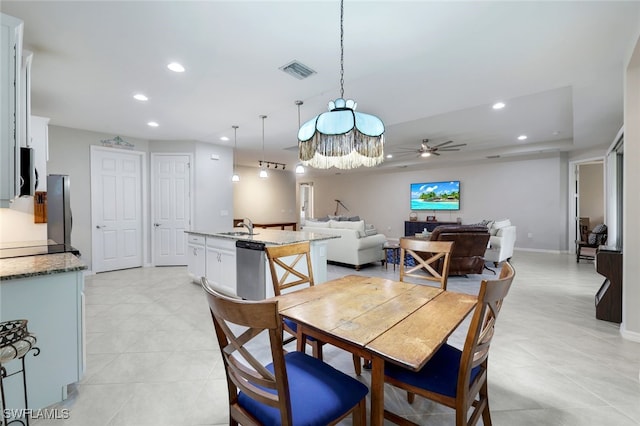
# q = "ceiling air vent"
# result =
<box><xmin>280</xmin><ymin>61</ymin><xmax>317</xmax><ymax>80</ymax></box>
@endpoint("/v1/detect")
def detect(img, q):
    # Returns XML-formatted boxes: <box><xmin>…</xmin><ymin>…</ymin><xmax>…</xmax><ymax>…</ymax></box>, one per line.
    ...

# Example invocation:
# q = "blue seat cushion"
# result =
<box><xmin>238</xmin><ymin>351</ymin><xmax>368</xmax><ymax>426</ymax></box>
<box><xmin>283</xmin><ymin>318</ymin><xmax>318</xmax><ymax>343</ymax></box>
<box><xmin>384</xmin><ymin>344</ymin><xmax>481</xmax><ymax>398</ymax></box>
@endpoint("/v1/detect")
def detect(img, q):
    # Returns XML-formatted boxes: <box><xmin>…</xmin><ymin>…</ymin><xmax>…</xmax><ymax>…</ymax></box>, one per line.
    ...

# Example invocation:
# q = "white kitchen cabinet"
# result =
<box><xmin>1</xmin><ymin>268</ymin><xmax>85</xmax><ymax>410</ymax></box>
<box><xmin>187</xmin><ymin>234</ymin><xmax>206</xmax><ymax>283</ymax></box>
<box><xmin>205</xmin><ymin>237</ymin><xmax>237</xmax><ymax>296</ymax></box>
<box><xmin>29</xmin><ymin>115</ymin><xmax>49</xmax><ymax>191</ymax></box>
<box><xmin>1</xmin><ymin>13</ymin><xmax>23</xmax><ymax>206</ymax></box>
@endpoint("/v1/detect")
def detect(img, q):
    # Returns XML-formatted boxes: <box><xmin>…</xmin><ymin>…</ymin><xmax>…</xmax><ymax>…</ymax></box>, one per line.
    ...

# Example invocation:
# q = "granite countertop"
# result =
<box><xmin>0</xmin><ymin>253</ymin><xmax>87</xmax><ymax>281</ymax></box>
<box><xmin>186</xmin><ymin>228</ymin><xmax>339</xmax><ymax>245</ymax></box>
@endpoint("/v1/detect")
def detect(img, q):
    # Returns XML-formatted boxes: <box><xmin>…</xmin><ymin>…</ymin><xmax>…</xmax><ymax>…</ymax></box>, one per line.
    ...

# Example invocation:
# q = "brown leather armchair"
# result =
<box><xmin>429</xmin><ymin>225</ymin><xmax>490</xmax><ymax>275</ymax></box>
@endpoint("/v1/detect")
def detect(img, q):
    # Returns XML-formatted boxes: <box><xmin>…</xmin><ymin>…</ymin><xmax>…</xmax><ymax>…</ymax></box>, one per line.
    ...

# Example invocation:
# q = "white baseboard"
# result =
<box><xmin>620</xmin><ymin>323</ymin><xmax>640</xmax><ymax>342</ymax></box>
<box><xmin>513</xmin><ymin>247</ymin><xmax>565</xmax><ymax>254</ymax></box>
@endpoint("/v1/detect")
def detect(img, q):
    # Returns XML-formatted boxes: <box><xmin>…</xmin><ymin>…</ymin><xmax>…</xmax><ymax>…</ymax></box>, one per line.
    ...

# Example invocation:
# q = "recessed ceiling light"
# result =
<box><xmin>492</xmin><ymin>102</ymin><xmax>506</xmax><ymax>110</ymax></box>
<box><xmin>518</xmin><ymin>135</ymin><xmax>527</xmax><ymax>140</ymax></box>
<box><xmin>167</xmin><ymin>62</ymin><xmax>185</xmax><ymax>73</ymax></box>
<box><xmin>220</xmin><ymin>136</ymin><xmax>230</xmax><ymax>141</ymax></box>
<box><xmin>133</xmin><ymin>93</ymin><xmax>148</xmax><ymax>101</ymax></box>
<box><xmin>147</xmin><ymin>121</ymin><xmax>159</xmax><ymax>127</ymax></box>
<box><xmin>386</xmin><ymin>154</ymin><xmax>393</xmax><ymax>159</ymax></box>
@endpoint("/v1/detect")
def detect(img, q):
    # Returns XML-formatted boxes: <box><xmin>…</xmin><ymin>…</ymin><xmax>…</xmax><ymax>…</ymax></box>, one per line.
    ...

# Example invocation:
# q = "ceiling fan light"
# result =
<box><xmin>421</xmin><ymin>152</ymin><xmax>431</xmax><ymax>158</ymax></box>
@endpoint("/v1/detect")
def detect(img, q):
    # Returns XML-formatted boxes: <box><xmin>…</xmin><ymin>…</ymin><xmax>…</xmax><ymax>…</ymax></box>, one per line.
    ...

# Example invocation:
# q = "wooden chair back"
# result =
<box><xmin>201</xmin><ymin>277</ymin><xmax>292</xmax><ymax>426</ymax></box>
<box><xmin>457</xmin><ymin>261</ymin><xmax>515</xmax><ymax>425</ymax></box>
<box><xmin>265</xmin><ymin>242</ymin><xmax>314</xmax><ymax>296</ymax></box>
<box><xmin>399</xmin><ymin>238</ymin><xmax>454</xmax><ymax>289</ymax></box>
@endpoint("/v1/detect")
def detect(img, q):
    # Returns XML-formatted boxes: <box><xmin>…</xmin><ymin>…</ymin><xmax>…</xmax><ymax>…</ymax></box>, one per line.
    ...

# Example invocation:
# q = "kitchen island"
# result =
<box><xmin>185</xmin><ymin>228</ymin><xmax>338</xmax><ymax>299</ymax></box>
<box><xmin>0</xmin><ymin>252</ymin><xmax>86</xmax><ymax>412</ymax></box>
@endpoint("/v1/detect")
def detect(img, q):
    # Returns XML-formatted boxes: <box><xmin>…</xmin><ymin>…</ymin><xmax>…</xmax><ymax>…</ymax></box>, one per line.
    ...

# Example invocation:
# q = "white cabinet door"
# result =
<box><xmin>188</xmin><ymin>244</ymin><xmax>206</xmax><ymax>283</ymax></box>
<box><xmin>187</xmin><ymin>234</ymin><xmax>205</xmax><ymax>283</ymax></box>
<box><xmin>29</xmin><ymin>115</ymin><xmax>49</xmax><ymax>191</ymax></box>
<box><xmin>205</xmin><ymin>238</ymin><xmax>237</xmax><ymax>296</ymax></box>
<box><xmin>0</xmin><ymin>14</ymin><xmax>23</xmax><ymax>206</ymax></box>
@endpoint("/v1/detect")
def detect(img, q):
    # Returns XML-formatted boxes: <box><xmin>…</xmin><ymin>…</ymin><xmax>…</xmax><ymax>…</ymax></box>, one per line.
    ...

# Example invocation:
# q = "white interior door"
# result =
<box><xmin>152</xmin><ymin>154</ymin><xmax>191</xmax><ymax>266</ymax></box>
<box><xmin>91</xmin><ymin>147</ymin><xmax>143</xmax><ymax>273</ymax></box>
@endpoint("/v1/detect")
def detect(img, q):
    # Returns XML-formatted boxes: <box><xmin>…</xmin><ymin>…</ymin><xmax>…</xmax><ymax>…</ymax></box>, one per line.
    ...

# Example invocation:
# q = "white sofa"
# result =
<box><xmin>301</xmin><ymin>220</ymin><xmax>387</xmax><ymax>270</ymax></box>
<box><xmin>484</xmin><ymin>219</ymin><xmax>517</xmax><ymax>266</ymax></box>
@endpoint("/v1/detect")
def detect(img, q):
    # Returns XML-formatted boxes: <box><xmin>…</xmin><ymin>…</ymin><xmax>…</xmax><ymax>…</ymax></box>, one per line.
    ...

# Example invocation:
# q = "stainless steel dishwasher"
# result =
<box><xmin>235</xmin><ymin>240</ymin><xmax>266</xmax><ymax>300</ymax></box>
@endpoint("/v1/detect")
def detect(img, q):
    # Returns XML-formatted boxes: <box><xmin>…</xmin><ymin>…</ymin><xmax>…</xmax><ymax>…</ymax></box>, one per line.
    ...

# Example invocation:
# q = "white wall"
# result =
<box><xmin>0</xmin><ymin>197</ymin><xmax>47</xmax><ymax>243</ymax></box>
<box><xmin>579</xmin><ymin>163</ymin><xmax>604</xmax><ymax>226</ymax></box>
<box><xmin>233</xmin><ymin>165</ymin><xmax>296</xmax><ymax>224</ymax></box>
<box><xmin>192</xmin><ymin>141</ymin><xmax>234</xmax><ymax>231</ymax></box>
<box><xmin>300</xmin><ymin>153</ymin><xmax>568</xmax><ymax>251</ymax></box>
<box><xmin>622</xmin><ymin>33</ymin><xmax>640</xmax><ymax>341</ymax></box>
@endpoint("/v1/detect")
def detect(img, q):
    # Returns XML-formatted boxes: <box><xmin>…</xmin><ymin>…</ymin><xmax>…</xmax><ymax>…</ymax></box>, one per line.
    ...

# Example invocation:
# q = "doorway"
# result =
<box><xmin>90</xmin><ymin>146</ymin><xmax>145</xmax><ymax>273</ymax></box>
<box><xmin>569</xmin><ymin>158</ymin><xmax>605</xmax><ymax>251</ymax></box>
<box><xmin>299</xmin><ymin>182</ymin><xmax>314</xmax><ymax>223</ymax></box>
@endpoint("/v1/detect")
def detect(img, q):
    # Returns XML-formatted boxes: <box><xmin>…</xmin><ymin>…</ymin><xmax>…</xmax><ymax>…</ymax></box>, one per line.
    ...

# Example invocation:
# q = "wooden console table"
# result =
<box><xmin>404</xmin><ymin>220</ymin><xmax>456</xmax><ymax>236</ymax></box>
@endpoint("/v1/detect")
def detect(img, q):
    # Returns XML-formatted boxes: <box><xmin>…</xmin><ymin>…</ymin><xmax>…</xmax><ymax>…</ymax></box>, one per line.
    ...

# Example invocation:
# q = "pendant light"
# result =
<box><xmin>231</xmin><ymin>125</ymin><xmax>240</xmax><ymax>182</ymax></box>
<box><xmin>259</xmin><ymin>115</ymin><xmax>268</xmax><ymax>178</ymax></box>
<box><xmin>297</xmin><ymin>0</ymin><xmax>384</xmax><ymax>169</ymax></box>
<box><xmin>295</xmin><ymin>100</ymin><xmax>305</xmax><ymax>175</ymax></box>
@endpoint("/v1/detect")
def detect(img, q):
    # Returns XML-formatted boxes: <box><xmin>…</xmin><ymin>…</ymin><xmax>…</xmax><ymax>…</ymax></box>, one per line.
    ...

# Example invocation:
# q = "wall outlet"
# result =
<box><xmin>211</xmin><ymin>154</ymin><xmax>220</xmax><ymax>160</ymax></box>
<box><xmin>220</xmin><ymin>210</ymin><xmax>228</xmax><ymax>216</ymax></box>
<box><xmin>527</xmin><ymin>232</ymin><xmax>533</xmax><ymax>238</ymax></box>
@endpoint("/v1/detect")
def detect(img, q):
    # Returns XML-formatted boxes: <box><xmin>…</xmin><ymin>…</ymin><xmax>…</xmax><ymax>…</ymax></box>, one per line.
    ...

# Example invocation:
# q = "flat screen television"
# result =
<box><xmin>410</xmin><ymin>181</ymin><xmax>460</xmax><ymax>211</ymax></box>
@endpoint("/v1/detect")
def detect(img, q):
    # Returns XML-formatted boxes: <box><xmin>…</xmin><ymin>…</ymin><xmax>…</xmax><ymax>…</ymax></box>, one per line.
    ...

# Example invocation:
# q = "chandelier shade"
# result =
<box><xmin>297</xmin><ymin>0</ymin><xmax>385</xmax><ymax>170</ymax></box>
<box><xmin>298</xmin><ymin>98</ymin><xmax>384</xmax><ymax>169</ymax></box>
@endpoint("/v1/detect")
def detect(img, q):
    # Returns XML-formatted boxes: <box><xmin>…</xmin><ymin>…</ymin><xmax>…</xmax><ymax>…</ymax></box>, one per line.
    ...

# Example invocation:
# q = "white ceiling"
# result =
<box><xmin>3</xmin><ymin>1</ymin><xmax>639</xmax><ymax>175</ymax></box>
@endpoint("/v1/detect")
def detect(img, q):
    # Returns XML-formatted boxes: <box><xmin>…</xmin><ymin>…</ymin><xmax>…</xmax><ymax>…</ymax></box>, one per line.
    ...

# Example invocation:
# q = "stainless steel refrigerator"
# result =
<box><xmin>47</xmin><ymin>174</ymin><xmax>72</xmax><ymax>247</ymax></box>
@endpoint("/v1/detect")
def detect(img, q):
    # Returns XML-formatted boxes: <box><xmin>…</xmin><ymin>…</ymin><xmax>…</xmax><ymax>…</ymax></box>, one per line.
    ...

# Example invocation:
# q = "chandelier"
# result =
<box><xmin>297</xmin><ymin>0</ymin><xmax>385</xmax><ymax>169</ymax></box>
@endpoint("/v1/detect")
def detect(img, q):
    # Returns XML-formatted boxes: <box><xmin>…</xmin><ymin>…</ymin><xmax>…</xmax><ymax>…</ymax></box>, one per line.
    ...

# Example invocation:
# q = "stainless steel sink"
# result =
<box><xmin>217</xmin><ymin>231</ymin><xmax>259</xmax><ymax>236</ymax></box>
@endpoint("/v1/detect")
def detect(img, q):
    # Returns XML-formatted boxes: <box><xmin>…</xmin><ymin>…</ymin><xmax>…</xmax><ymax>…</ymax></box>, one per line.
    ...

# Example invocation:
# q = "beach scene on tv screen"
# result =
<box><xmin>411</xmin><ymin>181</ymin><xmax>460</xmax><ymax>210</ymax></box>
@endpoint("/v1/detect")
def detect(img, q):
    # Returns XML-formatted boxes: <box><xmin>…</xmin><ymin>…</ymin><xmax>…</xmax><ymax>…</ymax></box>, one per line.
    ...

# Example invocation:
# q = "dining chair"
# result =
<box><xmin>265</xmin><ymin>242</ymin><xmax>365</xmax><ymax>376</ymax></box>
<box><xmin>264</xmin><ymin>242</ymin><xmax>321</xmax><ymax>357</ymax></box>
<box><xmin>383</xmin><ymin>262</ymin><xmax>515</xmax><ymax>426</ymax></box>
<box><xmin>201</xmin><ymin>279</ymin><xmax>368</xmax><ymax>426</ymax></box>
<box><xmin>399</xmin><ymin>238</ymin><xmax>454</xmax><ymax>290</ymax></box>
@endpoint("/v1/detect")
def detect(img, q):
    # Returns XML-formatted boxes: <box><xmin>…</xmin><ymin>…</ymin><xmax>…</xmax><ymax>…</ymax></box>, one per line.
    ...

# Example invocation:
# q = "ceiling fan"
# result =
<box><xmin>393</xmin><ymin>139</ymin><xmax>467</xmax><ymax>158</ymax></box>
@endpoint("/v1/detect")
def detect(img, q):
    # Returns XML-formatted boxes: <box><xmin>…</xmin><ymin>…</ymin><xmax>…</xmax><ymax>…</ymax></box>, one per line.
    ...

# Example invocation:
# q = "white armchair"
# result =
<box><xmin>484</xmin><ymin>221</ymin><xmax>516</xmax><ymax>266</ymax></box>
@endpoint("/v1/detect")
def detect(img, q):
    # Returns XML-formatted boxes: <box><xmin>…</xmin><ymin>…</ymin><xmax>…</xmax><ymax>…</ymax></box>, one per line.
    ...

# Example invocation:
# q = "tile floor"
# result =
<box><xmin>30</xmin><ymin>251</ymin><xmax>640</xmax><ymax>425</ymax></box>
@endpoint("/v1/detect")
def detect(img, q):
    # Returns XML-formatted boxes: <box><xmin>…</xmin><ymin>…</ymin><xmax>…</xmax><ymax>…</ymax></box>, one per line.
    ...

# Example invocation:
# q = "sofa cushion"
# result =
<box><xmin>305</xmin><ymin>220</ymin><xmax>332</xmax><ymax>228</ymax></box>
<box><xmin>490</xmin><ymin>219</ymin><xmax>511</xmax><ymax>235</ymax></box>
<box><xmin>331</xmin><ymin>220</ymin><xmax>366</xmax><ymax>237</ymax></box>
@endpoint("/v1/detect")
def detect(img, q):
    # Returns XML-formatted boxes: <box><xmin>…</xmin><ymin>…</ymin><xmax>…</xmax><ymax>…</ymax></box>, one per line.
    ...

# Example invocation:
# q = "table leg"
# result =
<box><xmin>370</xmin><ymin>356</ymin><xmax>385</xmax><ymax>426</ymax></box>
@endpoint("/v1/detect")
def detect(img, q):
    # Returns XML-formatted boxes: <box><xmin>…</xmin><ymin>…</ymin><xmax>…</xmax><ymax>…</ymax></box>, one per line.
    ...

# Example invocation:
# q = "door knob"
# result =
<box><xmin>154</xmin><ymin>223</ymin><xmax>160</xmax><ymax>227</ymax></box>
<box><xmin>96</xmin><ymin>225</ymin><xmax>105</xmax><ymax>229</ymax></box>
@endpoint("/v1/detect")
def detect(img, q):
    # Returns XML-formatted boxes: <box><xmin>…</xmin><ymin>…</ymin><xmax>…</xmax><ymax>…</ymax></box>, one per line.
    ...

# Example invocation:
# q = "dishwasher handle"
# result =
<box><xmin>235</xmin><ymin>240</ymin><xmax>266</xmax><ymax>251</ymax></box>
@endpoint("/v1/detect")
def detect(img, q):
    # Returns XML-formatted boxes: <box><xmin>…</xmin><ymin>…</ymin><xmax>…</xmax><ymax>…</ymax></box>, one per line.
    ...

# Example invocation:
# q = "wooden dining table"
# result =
<box><xmin>269</xmin><ymin>274</ymin><xmax>477</xmax><ymax>426</ymax></box>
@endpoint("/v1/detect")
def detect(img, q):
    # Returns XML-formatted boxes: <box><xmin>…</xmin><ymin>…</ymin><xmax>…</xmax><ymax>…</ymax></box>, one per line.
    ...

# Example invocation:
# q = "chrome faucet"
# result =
<box><xmin>240</xmin><ymin>218</ymin><xmax>254</xmax><ymax>235</ymax></box>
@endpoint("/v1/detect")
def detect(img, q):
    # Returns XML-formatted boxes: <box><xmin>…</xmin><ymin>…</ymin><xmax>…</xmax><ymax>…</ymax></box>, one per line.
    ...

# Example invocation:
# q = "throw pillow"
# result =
<box><xmin>365</xmin><ymin>227</ymin><xmax>378</xmax><ymax>236</ymax></box>
<box><xmin>489</xmin><ymin>219</ymin><xmax>510</xmax><ymax>235</ymax></box>
<box><xmin>588</xmin><ymin>224</ymin><xmax>607</xmax><ymax>244</ymax></box>
<box><xmin>348</xmin><ymin>215</ymin><xmax>361</xmax><ymax>221</ymax></box>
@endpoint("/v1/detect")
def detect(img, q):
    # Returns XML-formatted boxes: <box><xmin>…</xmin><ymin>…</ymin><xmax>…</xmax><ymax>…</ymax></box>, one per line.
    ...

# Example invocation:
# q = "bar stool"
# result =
<box><xmin>0</xmin><ymin>320</ymin><xmax>39</xmax><ymax>426</ymax></box>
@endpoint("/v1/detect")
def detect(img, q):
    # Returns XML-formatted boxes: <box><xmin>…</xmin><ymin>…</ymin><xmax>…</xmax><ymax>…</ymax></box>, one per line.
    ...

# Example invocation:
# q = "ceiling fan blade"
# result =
<box><xmin>431</xmin><ymin>151</ymin><xmax>441</xmax><ymax>156</ymax></box>
<box><xmin>433</xmin><ymin>140</ymin><xmax>454</xmax><ymax>148</ymax></box>
<box><xmin>438</xmin><ymin>148</ymin><xmax>461</xmax><ymax>152</ymax></box>
<box><xmin>438</xmin><ymin>145</ymin><xmax>466</xmax><ymax>150</ymax></box>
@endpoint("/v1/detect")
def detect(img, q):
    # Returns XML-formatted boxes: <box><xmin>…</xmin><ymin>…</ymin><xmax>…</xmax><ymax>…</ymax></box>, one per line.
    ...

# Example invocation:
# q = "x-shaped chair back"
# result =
<box><xmin>265</xmin><ymin>242</ymin><xmax>314</xmax><ymax>296</ymax></box>
<box><xmin>399</xmin><ymin>238</ymin><xmax>454</xmax><ymax>290</ymax></box>
<box><xmin>201</xmin><ymin>277</ymin><xmax>293</xmax><ymax>425</ymax></box>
